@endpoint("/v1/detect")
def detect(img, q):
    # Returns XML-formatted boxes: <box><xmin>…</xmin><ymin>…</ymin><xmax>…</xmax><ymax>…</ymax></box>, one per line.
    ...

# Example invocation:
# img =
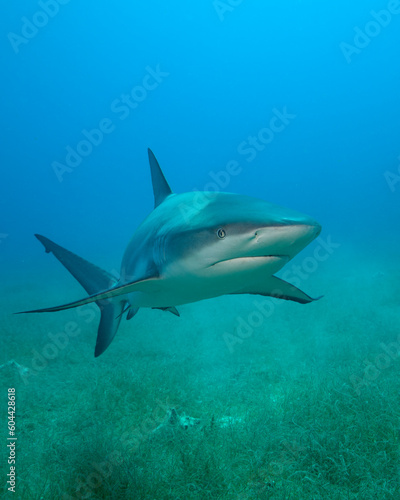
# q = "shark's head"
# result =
<box><xmin>160</xmin><ymin>191</ymin><xmax>321</xmax><ymax>280</ymax></box>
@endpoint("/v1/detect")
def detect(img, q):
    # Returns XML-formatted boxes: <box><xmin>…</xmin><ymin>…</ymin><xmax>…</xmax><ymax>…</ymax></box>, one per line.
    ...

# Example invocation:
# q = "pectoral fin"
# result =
<box><xmin>152</xmin><ymin>306</ymin><xmax>180</xmax><ymax>317</ymax></box>
<box><xmin>126</xmin><ymin>307</ymin><xmax>140</xmax><ymax>320</ymax></box>
<box><xmin>231</xmin><ymin>276</ymin><xmax>322</xmax><ymax>304</ymax></box>
<box><xmin>16</xmin><ymin>276</ymin><xmax>160</xmax><ymax>314</ymax></box>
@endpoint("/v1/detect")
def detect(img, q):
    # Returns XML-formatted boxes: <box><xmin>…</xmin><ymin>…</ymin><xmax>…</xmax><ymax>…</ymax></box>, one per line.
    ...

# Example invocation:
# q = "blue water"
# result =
<box><xmin>2</xmin><ymin>0</ymin><xmax>400</xmax><ymax>266</ymax></box>
<box><xmin>1</xmin><ymin>2</ymin><xmax>400</xmax><ymax>498</ymax></box>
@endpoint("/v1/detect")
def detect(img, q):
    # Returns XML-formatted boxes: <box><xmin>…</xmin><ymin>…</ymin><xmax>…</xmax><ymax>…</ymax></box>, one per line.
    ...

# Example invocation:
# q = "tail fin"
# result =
<box><xmin>34</xmin><ymin>234</ymin><xmax>117</xmax><ymax>295</ymax></box>
<box><xmin>94</xmin><ymin>300</ymin><xmax>125</xmax><ymax>357</ymax></box>
<box><xmin>32</xmin><ymin>234</ymin><xmax>126</xmax><ymax>357</ymax></box>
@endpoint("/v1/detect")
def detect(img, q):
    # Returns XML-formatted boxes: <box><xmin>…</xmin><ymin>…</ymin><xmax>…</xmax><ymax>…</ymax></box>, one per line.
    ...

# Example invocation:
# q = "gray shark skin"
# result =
<box><xmin>17</xmin><ymin>149</ymin><xmax>322</xmax><ymax>357</ymax></box>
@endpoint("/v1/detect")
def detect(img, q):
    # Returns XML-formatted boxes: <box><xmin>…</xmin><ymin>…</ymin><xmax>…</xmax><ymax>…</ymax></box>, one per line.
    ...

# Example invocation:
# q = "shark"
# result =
<box><xmin>18</xmin><ymin>149</ymin><xmax>322</xmax><ymax>356</ymax></box>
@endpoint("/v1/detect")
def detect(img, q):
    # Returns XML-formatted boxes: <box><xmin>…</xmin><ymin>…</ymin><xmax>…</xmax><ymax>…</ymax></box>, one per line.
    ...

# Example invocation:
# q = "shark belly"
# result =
<box><xmin>128</xmin><ymin>255</ymin><xmax>288</xmax><ymax>308</ymax></box>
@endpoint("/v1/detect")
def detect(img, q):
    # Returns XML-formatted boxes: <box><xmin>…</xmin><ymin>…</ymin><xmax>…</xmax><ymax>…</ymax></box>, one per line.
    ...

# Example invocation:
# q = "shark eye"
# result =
<box><xmin>217</xmin><ymin>228</ymin><xmax>226</xmax><ymax>239</ymax></box>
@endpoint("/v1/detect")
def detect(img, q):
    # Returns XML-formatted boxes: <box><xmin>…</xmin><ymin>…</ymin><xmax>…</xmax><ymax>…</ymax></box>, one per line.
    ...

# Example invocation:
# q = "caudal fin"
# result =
<box><xmin>94</xmin><ymin>300</ymin><xmax>125</xmax><ymax>357</ymax></box>
<box><xmin>34</xmin><ymin>234</ymin><xmax>117</xmax><ymax>294</ymax></box>
<box><xmin>20</xmin><ymin>234</ymin><xmax>127</xmax><ymax>357</ymax></box>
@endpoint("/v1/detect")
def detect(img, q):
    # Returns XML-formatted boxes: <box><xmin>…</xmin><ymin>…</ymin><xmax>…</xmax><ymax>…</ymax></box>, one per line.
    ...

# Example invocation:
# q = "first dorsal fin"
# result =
<box><xmin>148</xmin><ymin>148</ymin><xmax>173</xmax><ymax>208</ymax></box>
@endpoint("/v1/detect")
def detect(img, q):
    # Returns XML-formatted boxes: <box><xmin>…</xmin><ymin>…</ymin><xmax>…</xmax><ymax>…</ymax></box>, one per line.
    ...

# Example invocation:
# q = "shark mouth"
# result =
<box><xmin>210</xmin><ymin>255</ymin><xmax>289</xmax><ymax>267</ymax></box>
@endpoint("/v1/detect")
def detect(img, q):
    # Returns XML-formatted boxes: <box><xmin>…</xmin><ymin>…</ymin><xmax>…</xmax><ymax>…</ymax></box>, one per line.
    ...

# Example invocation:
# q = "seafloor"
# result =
<box><xmin>1</xmin><ymin>239</ymin><xmax>399</xmax><ymax>499</ymax></box>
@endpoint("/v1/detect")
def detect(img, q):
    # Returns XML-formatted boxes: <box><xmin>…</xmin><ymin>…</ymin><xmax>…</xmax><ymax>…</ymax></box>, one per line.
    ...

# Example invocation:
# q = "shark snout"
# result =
<box><xmin>252</xmin><ymin>218</ymin><xmax>321</xmax><ymax>260</ymax></box>
<box><xmin>311</xmin><ymin>221</ymin><xmax>322</xmax><ymax>238</ymax></box>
